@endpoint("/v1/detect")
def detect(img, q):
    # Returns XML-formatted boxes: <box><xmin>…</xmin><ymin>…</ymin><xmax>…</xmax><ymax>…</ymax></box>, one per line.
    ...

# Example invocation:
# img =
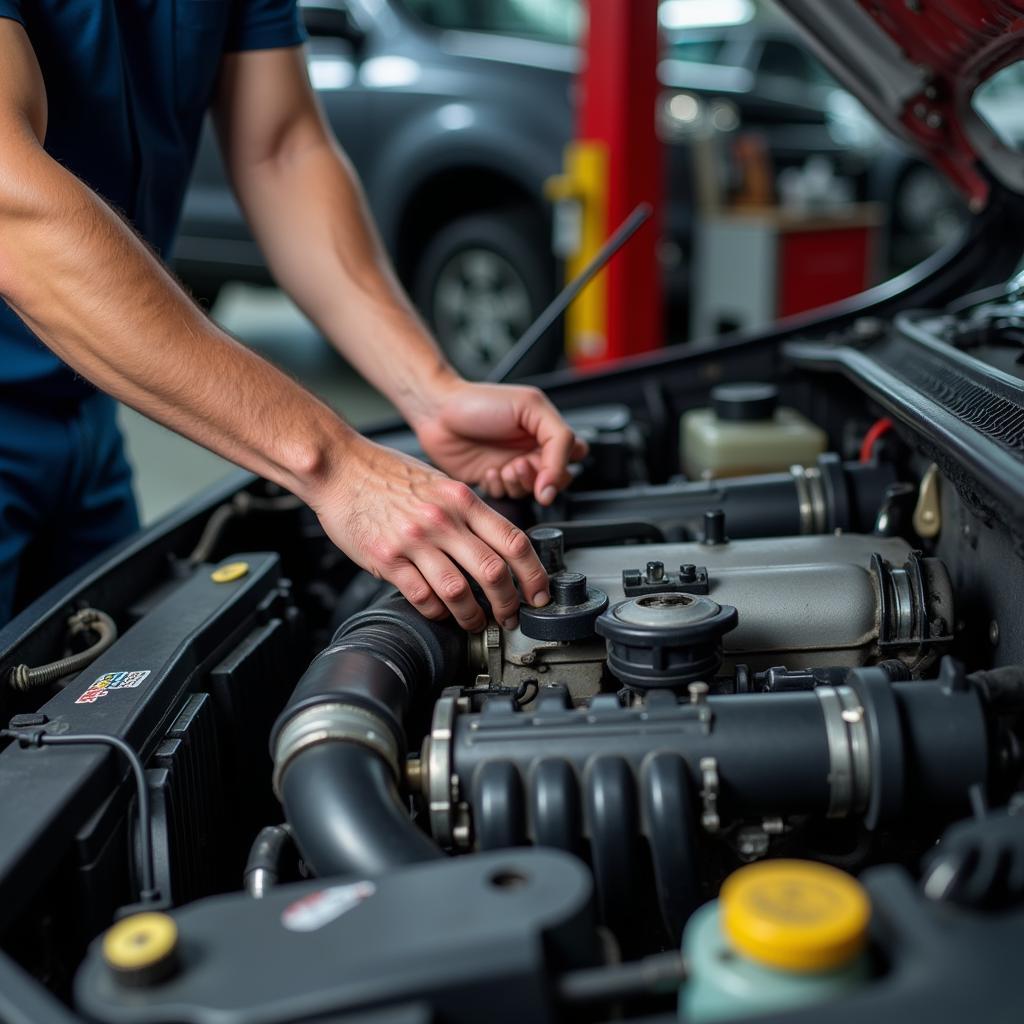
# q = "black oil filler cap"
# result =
<box><xmin>520</xmin><ymin>572</ymin><xmax>608</xmax><ymax>642</ymax></box>
<box><xmin>711</xmin><ymin>383</ymin><xmax>779</xmax><ymax>422</ymax></box>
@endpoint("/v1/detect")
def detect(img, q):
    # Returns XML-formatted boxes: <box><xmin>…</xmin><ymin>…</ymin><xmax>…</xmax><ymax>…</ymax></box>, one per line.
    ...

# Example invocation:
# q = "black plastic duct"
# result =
<box><xmin>271</xmin><ymin>595</ymin><xmax>464</xmax><ymax>878</ymax></box>
<box><xmin>550</xmin><ymin>453</ymin><xmax>896</xmax><ymax>540</ymax></box>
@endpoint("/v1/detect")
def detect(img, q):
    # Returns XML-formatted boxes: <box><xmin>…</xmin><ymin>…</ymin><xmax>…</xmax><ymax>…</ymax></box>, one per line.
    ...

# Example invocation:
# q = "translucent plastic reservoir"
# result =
<box><xmin>679</xmin><ymin>860</ymin><xmax>871</xmax><ymax>1022</ymax></box>
<box><xmin>681</xmin><ymin>383</ymin><xmax>826</xmax><ymax>480</ymax></box>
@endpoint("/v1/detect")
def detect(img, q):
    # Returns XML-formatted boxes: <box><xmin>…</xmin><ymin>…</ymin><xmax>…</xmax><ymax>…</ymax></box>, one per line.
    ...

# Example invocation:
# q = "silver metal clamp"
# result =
<box><xmin>272</xmin><ymin>702</ymin><xmax>400</xmax><ymax>800</ymax></box>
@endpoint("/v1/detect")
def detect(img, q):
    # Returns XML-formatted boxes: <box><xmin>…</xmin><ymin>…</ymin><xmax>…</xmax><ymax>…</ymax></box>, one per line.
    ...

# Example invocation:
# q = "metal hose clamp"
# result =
<box><xmin>815</xmin><ymin>684</ymin><xmax>871</xmax><ymax>818</ymax></box>
<box><xmin>790</xmin><ymin>465</ymin><xmax>828</xmax><ymax>535</ymax></box>
<box><xmin>272</xmin><ymin>702</ymin><xmax>400</xmax><ymax>800</ymax></box>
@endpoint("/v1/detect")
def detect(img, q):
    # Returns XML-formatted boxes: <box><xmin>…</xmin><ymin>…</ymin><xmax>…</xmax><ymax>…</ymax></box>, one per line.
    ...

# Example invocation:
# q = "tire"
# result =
<box><xmin>412</xmin><ymin>208</ymin><xmax>558</xmax><ymax>380</ymax></box>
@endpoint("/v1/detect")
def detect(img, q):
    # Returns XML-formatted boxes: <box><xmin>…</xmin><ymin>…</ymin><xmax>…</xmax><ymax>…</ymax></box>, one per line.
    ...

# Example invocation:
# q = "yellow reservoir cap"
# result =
<box><xmin>211</xmin><ymin>561</ymin><xmax>249</xmax><ymax>583</ymax></box>
<box><xmin>102</xmin><ymin>912</ymin><xmax>178</xmax><ymax>976</ymax></box>
<box><xmin>721</xmin><ymin>860</ymin><xmax>870</xmax><ymax>973</ymax></box>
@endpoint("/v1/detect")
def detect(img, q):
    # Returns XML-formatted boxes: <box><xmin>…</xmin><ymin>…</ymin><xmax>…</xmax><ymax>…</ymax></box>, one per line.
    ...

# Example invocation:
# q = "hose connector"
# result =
<box><xmin>272</xmin><ymin>701</ymin><xmax>400</xmax><ymax>800</ymax></box>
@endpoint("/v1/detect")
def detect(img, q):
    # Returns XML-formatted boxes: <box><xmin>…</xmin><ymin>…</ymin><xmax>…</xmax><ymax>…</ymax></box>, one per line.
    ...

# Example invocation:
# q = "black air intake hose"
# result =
<box><xmin>271</xmin><ymin>595</ymin><xmax>464</xmax><ymax>878</ymax></box>
<box><xmin>552</xmin><ymin>454</ymin><xmax>896</xmax><ymax>540</ymax></box>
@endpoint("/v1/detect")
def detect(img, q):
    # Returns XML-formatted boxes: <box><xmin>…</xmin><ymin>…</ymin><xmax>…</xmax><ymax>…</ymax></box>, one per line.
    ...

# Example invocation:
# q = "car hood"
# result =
<box><xmin>775</xmin><ymin>0</ymin><xmax>1024</xmax><ymax>207</ymax></box>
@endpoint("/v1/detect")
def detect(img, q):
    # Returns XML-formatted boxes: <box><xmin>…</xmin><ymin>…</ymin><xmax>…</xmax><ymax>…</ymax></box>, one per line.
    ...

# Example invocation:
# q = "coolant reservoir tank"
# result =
<box><xmin>681</xmin><ymin>383</ymin><xmax>826</xmax><ymax>479</ymax></box>
<box><xmin>680</xmin><ymin>860</ymin><xmax>871</xmax><ymax>1022</ymax></box>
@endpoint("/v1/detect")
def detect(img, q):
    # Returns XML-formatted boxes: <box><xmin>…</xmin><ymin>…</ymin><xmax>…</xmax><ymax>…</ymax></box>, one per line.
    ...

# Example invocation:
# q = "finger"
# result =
<box><xmin>482</xmin><ymin>468</ymin><xmax>505</xmax><ymax>500</ymax></box>
<box><xmin>571</xmin><ymin>437</ymin><xmax>589</xmax><ymax>461</ymax></box>
<box><xmin>467</xmin><ymin>503</ymin><xmax>550</xmax><ymax>607</ymax></box>
<box><xmin>514</xmin><ymin>457</ymin><xmax>537</xmax><ymax>494</ymax></box>
<box><xmin>531</xmin><ymin>459</ymin><xmax>573</xmax><ymax>495</ymax></box>
<box><xmin>526</xmin><ymin>400</ymin><xmax>577</xmax><ymax>504</ymax></box>
<box><xmin>414</xmin><ymin>550</ymin><xmax>486</xmax><ymax>632</ymax></box>
<box><xmin>443</xmin><ymin>532</ymin><xmax>521</xmax><ymax>629</ymax></box>
<box><xmin>522</xmin><ymin>452</ymin><xmax>572</xmax><ymax>496</ymax></box>
<box><xmin>500</xmin><ymin>462</ymin><xmax>528</xmax><ymax>499</ymax></box>
<box><xmin>386</xmin><ymin>558</ymin><xmax>447</xmax><ymax>620</ymax></box>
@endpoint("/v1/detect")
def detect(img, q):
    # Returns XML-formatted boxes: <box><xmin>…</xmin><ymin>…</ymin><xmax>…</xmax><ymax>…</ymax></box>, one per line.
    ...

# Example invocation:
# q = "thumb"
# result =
<box><xmin>526</xmin><ymin>402</ymin><xmax>578</xmax><ymax>505</ymax></box>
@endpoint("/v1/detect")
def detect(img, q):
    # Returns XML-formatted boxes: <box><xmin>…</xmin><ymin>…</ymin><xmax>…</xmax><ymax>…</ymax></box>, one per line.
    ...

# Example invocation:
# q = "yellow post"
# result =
<box><xmin>544</xmin><ymin>141</ymin><xmax>609</xmax><ymax>364</ymax></box>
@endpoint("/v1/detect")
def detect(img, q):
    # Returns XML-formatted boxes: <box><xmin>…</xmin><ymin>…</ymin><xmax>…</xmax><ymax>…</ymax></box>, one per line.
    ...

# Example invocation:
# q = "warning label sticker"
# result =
<box><xmin>75</xmin><ymin>670</ymin><xmax>151</xmax><ymax>705</ymax></box>
<box><xmin>281</xmin><ymin>881</ymin><xmax>376</xmax><ymax>932</ymax></box>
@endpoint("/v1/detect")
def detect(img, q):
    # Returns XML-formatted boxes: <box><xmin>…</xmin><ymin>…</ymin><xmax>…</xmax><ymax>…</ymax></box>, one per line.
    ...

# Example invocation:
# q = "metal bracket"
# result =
<box><xmin>622</xmin><ymin>562</ymin><xmax>709</xmax><ymax>597</ymax></box>
<box><xmin>424</xmin><ymin>689</ymin><xmax>460</xmax><ymax>849</ymax></box>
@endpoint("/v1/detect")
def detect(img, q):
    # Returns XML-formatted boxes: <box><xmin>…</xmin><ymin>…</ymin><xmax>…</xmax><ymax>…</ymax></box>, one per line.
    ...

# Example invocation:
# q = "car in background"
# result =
<box><xmin>173</xmin><ymin>0</ymin><xmax>964</xmax><ymax>377</ymax></box>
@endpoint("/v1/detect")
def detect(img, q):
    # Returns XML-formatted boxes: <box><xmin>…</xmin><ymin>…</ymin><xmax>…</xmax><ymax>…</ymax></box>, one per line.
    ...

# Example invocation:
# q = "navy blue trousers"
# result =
<box><xmin>0</xmin><ymin>392</ymin><xmax>139</xmax><ymax>624</ymax></box>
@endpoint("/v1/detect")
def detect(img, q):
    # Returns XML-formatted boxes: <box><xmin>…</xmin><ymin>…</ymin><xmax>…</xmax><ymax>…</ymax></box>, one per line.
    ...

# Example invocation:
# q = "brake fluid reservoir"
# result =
<box><xmin>681</xmin><ymin>383</ymin><xmax>826</xmax><ymax>479</ymax></box>
<box><xmin>680</xmin><ymin>860</ymin><xmax>870</xmax><ymax>1022</ymax></box>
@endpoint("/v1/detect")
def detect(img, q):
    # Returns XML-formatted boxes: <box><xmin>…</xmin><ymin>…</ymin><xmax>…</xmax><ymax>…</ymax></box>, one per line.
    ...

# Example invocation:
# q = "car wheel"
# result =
<box><xmin>412</xmin><ymin>209</ymin><xmax>557</xmax><ymax>380</ymax></box>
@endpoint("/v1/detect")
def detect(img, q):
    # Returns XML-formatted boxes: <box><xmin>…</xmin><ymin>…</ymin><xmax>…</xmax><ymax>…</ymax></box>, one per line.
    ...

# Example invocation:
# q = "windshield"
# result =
<box><xmin>400</xmin><ymin>0</ymin><xmax>582</xmax><ymax>45</ymax></box>
<box><xmin>972</xmin><ymin>60</ymin><xmax>1024</xmax><ymax>152</ymax></box>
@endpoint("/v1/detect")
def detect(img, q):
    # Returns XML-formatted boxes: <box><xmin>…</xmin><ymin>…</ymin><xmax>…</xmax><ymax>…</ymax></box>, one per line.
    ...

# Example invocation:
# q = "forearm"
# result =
<box><xmin>0</xmin><ymin>144</ymin><xmax>354</xmax><ymax>503</ymax></box>
<box><xmin>236</xmin><ymin>137</ymin><xmax>458</xmax><ymax>421</ymax></box>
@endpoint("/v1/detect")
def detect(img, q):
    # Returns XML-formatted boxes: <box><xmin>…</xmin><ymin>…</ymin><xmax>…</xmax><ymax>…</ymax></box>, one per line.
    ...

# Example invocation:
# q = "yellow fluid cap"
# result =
<box><xmin>102</xmin><ymin>912</ymin><xmax>178</xmax><ymax>976</ymax></box>
<box><xmin>211</xmin><ymin>561</ymin><xmax>249</xmax><ymax>583</ymax></box>
<box><xmin>721</xmin><ymin>860</ymin><xmax>870</xmax><ymax>973</ymax></box>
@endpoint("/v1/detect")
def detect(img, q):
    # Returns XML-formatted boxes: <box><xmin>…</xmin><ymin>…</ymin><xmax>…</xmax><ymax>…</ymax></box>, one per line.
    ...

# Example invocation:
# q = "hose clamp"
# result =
<box><xmin>272</xmin><ymin>702</ymin><xmax>400</xmax><ymax>800</ymax></box>
<box><xmin>790</xmin><ymin>465</ymin><xmax>828</xmax><ymax>535</ymax></box>
<box><xmin>816</xmin><ymin>685</ymin><xmax>870</xmax><ymax>818</ymax></box>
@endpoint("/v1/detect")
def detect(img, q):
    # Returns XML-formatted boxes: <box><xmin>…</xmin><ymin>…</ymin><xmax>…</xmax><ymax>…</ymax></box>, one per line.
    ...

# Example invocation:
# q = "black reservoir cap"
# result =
<box><xmin>711</xmin><ymin>383</ymin><xmax>779</xmax><ymax>422</ymax></box>
<box><xmin>528</xmin><ymin>526</ymin><xmax>565</xmax><ymax>574</ymax></box>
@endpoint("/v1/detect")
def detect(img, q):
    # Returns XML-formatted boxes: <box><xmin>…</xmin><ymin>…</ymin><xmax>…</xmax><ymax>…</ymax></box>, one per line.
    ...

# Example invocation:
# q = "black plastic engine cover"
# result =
<box><xmin>75</xmin><ymin>849</ymin><xmax>598</xmax><ymax>1024</ymax></box>
<box><xmin>0</xmin><ymin>553</ymin><xmax>291</xmax><ymax>937</ymax></box>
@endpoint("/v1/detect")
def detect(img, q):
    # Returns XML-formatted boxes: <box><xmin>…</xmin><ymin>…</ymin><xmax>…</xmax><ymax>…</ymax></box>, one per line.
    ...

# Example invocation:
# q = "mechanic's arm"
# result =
<box><xmin>212</xmin><ymin>46</ymin><xmax>586</xmax><ymax>507</ymax></box>
<box><xmin>0</xmin><ymin>20</ymin><xmax>549</xmax><ymax>631</ymax></box>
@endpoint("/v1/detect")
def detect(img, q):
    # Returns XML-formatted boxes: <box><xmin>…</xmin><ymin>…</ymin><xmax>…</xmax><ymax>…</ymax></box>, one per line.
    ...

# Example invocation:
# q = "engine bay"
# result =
<box><xmin>3</xmin><ymin>281</ymin><xmax>1024</xmax><ymax>1023</ymax></box>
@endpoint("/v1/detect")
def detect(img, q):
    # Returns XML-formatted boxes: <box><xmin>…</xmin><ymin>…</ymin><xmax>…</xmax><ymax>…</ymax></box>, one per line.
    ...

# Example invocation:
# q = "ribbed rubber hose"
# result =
<box><xmin>7</xmin><ymin>608</ymin><xmax>118</xmax><ymax>691</ymax></box>
<box><xmin>273</xmin><ymin>596</ymin><xmax>464</xmax><ymax>879</ymax></box>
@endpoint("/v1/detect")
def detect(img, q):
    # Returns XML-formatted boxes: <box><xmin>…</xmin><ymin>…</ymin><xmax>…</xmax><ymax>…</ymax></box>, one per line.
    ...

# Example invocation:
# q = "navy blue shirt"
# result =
<box><xmin>0</xmin><ymin>0</ymin><xmax>305</xmax><ymax>398</ymax></box>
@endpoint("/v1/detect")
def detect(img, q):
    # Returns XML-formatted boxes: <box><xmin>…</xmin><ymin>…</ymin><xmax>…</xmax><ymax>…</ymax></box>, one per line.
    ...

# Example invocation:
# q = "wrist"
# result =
<box><xmin>277</xmin><ymin>409</ymin><xmax>360</xmax><ymax>510</ymax></box>
<box><xmin>393</xmin><ymin>357</ymin><xmax>464</xmax><ymax>429</ymax></box>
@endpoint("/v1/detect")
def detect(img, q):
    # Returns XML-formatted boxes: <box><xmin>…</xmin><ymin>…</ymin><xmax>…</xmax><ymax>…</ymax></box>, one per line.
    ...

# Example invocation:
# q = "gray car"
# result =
<box><xmin>176</xmin><ymin>0</ymin><xmax>576</xmax><ymax>378</ymax></box>
<box><xmin>174</xmin><ymin>0</ymin><xmax>960</xmax><ymax>377</ymax></box>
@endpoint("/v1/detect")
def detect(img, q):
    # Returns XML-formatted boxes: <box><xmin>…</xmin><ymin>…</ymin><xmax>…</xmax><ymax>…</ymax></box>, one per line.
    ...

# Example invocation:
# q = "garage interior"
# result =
<box><xmin>2</xmin><ymin>2</ymin><xmax>1024</xmax><ymax>1023</ymax></box>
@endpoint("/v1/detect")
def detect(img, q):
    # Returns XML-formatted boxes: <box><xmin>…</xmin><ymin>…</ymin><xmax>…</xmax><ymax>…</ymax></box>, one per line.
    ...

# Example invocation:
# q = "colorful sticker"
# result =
<box><xmin>75</xmin><ymin>670</ymin><xmax>151</xmax><ymax>705</ymax></box>
<box><xmin>281</xmin><ymin>881</ymin><xmax>376</xmax><ymax>933</ymax></box>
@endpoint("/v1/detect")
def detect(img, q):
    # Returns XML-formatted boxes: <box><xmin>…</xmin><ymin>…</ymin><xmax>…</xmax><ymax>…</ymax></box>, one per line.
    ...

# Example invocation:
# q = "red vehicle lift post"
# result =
<box><xmin>548</xmin><ymin>0</ymin><xmax>664</xmax><ymax>368</ymax></box>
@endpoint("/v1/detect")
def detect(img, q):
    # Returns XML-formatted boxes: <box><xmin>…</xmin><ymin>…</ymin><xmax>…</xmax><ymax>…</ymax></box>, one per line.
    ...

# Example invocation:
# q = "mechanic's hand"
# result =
<box><xmin>313</xmin><ymin>435</ymin><xmax>551</xmax><ymax>631</ymax></box>
<box><xmin>411</xmin><ymin>380</ymin><xmax>588</xmax><ymax>505</ymax></box>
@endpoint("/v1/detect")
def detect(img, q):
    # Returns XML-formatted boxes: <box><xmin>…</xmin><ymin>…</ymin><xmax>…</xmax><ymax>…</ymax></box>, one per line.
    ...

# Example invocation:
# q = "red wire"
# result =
<box><xmin>859</xmin><ymin>417</ymin><xmax>894</xmax><ymax>464</ymax></box>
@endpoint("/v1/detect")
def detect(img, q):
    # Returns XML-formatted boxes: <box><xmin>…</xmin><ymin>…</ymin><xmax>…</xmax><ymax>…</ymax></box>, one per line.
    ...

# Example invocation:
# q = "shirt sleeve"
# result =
<box><xmin>225</xmin><ymin>0</ymin><xmax>306</xmax><ymax>53</ymax></box>
<box><xmin>0</xmin><ymin>1</ymin><xmax>25</xmax><ymax>26</ymax></box>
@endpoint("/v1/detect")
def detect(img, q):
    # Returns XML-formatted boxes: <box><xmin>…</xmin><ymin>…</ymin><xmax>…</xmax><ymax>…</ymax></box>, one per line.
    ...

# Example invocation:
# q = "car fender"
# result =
<box><xmin>366</xmin><ymin>98</ymin><xmax>570</xmax><ymax>252</ymax></box>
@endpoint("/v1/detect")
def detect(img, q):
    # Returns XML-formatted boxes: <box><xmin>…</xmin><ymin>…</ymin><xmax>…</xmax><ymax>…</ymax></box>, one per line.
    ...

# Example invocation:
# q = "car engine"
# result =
<box><xmin>3</xmin><ymin>284</ymin><xmax>1024</xmax><ymax>1023</ymax></box>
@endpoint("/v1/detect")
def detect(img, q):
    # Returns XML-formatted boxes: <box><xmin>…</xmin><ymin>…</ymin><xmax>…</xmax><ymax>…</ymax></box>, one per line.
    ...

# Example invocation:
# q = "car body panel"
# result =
<box><xmin>777</xmin><ymin>0</ymin><xmax>1024</xmax><ymax>203</ymax></box>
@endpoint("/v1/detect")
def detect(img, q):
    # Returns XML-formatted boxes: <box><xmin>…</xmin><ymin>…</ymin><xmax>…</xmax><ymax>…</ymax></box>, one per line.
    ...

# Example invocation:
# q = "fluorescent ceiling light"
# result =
<box><xmin>659</xmin><ymin>0</ymin><xmax>755</xmax><ymax>30</ymax></box>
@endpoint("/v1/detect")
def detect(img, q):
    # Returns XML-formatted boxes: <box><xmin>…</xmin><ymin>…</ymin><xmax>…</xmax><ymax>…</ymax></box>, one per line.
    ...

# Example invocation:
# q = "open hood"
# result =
<box><xmin>776</xmin><ymin>0</ymin><xmax>1024</xmax><ymax>208</ymax></box>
